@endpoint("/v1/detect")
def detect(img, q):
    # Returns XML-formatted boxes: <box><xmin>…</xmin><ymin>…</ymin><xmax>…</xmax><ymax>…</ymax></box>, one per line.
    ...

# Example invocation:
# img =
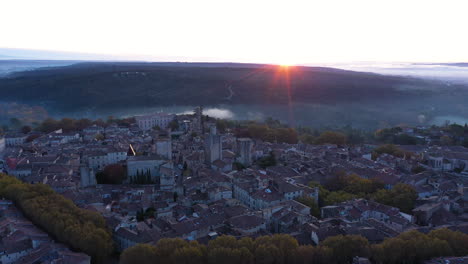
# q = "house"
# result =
<box><xmin>229</xmin><ymin>214</ymin><xmax>266</xmax><ymax>235</ymax></box>
<box><xmin>135</xmin><ymin>113</ymin><xmax>175</xmax><ymax>131</ymax></box>
<box><xmin>208</xmin><ymin>186</ymin><xmax>233</xmax><ymax>202</ymax></box>
<box><xmin>114</xmin><ymin>226</ymin><xmax>153</xmax><ymax>252</ymax></box>
<box><xmin>211</xmin><ymin>159</ymin><xmax>232</xmax><ymax>172</ymax></box>
<box><xmin>321</xmin><ymin>199</ymin><xmax>413</xmax><ymax>234</ymax></box>
<box><xmin>85</xmin><ymin>146</ymin><xmax>127</xmax><ymax>170</ymax></box>
<box><xmin>0</xmin><ymin>238</ymin><xmax>33</xmax><ymax>264</ymax></box>
<box><xmin>4</xmin><ymin>133</ymin><xmax>27</xmax><ymax>147</ymax></box>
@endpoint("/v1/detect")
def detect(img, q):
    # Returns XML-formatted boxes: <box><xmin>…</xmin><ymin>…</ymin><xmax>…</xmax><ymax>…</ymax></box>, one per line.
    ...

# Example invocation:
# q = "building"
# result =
<box><xmin>5</xmin><ymin>133</ymin><xmax>28</xmax><ymax>147</ymax></box>
<box><xmin>126</xmin><ymin>156</ymin><xmax>166</xmax><ymax>182</ymax></box>
<box><xmin>192</xmin><ymin>106</ymin><xmax>203</xmax><ymax>133</ymax></box>
<box><xmin>159</xmin><ymin>163</ymin><xmax>175</xmax><ymax>191</ymax></box>
<box><xmin>135</xmin><ymin>113</ymin><xmax>175</xmax><ymax>131</ymax></box>
<box><xmin>204</xmin><ymin>126</ymin><xmax>222</xmax><ymax>164</ymax></box>
<box><xmin>236</xmin><ymin>138</ymin><xmax>253</xmax><ymax>166</ymax></box>
<box><xmin>80</xmin><ymin>164</ymin><xmax>96</xmax><ymax>187</ymax></box>
<box><xmin>0</xmin><ymin>136</ymin><xmax>5</xmax><ymax>154</ymax></box>
<box><xmin>155</xmin><ymin>138</ymin><xmax>172</xmax><ymax>160</ymax></box>
<box><xmin>85</xmin><ymin>147</ymin><xmax>127</xmax><ymax>170</ymax></box>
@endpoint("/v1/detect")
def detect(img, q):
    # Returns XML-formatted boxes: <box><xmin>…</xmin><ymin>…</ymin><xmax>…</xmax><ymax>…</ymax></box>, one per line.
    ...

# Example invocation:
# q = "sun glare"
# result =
<box><xmin>278</xmin><ymin>63</ymin><xmax>293</xmax><ymax>68</ymax></box>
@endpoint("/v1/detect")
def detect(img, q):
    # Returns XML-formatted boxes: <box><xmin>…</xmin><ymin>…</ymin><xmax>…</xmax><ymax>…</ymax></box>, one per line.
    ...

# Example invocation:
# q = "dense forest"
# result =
<box><xmin>120</xmin><ymin>230</ymin><xmax>468</xmax><ymax>264</ymax></box>
<box><xmin>0</xmin><ymin>174</ymin><xmax>113</xmax><ymax>263</ymax></box>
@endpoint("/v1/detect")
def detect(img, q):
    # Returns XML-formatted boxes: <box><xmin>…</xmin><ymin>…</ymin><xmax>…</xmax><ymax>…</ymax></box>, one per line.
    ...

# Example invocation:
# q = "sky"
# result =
<box><xmin>1</xmin><ymin>0</ymin><xmax>468</xmax><ymax>64</ymax></box>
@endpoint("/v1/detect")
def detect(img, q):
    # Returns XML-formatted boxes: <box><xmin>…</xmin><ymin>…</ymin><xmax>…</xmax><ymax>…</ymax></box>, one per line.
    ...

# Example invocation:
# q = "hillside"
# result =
<box><xmin>2</xmin><ymin>61</ymin><xmax>468</xmax><ymax>128</ymax></box>
<box><xmin>0</xmin><ymin>62</ymin><xmax>452</xmax><ymax>111</ymax></box>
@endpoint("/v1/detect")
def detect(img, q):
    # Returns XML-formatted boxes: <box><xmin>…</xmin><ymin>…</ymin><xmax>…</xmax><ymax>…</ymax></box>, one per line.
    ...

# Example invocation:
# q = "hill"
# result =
<box><xmin>0</xmin><ymin>62</ymin><xmax>452</xmax><ymax>110</ymax></box>
<box><xmin>1</xmin><ymin>61</ymin><xmax>468</xmax><ymax>128</ymax></box>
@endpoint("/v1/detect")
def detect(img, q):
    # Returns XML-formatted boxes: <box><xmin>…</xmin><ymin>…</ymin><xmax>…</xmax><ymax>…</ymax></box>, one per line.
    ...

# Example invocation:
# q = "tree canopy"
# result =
<box><xmin>315</xmin><ymin>131</ymin><xmax>347</xmax><ymax>145</ymax></box>
<box><xmin>0</xmin><ymin>174</ymin><xmax>113</xmax><ymax>263</ymax></box>
<box><xmin>310</xmin><ymin>173</ymin><xmax>417</xmax><ymax>213</ymax></box>
<box><xmin>96</xmin><ymin>163</ymin><xmax>126</xmax><ymax>184</ymax></box>
<box><xmin>121</xmin><ymin>229</ymin><xmax>468</xmax><ymax>264</ymax></box>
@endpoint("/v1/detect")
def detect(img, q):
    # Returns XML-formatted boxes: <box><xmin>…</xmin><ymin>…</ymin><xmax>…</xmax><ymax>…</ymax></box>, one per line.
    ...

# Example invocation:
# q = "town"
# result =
<box><xmin>1</xmin><ymin>108</ymin><xmax>468</xmax><ymax>264</ymax></box>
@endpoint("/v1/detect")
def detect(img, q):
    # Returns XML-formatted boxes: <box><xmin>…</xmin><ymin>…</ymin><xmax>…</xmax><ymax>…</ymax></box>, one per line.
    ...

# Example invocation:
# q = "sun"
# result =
<box><xmin>276</xmin><ymin>62</ymin><xmax>296</xmax><ymax>68</ymax></box>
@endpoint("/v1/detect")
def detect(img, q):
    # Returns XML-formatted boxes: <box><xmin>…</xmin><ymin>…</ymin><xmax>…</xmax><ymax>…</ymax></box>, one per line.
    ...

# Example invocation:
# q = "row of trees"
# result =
<box><xmin>299</xmin><ymin>130</ymin><xmax>348</xmax><ymax>145</ymax></box>
<box><xmin>121</xmin><ymin>229</ymin><xmax>468</xmax><ymax>264</ymax></box>
<box><xmin>234</xmin><ymin>124</ymin><xmax>299</xmax><ymax>144</ymax></box>
<box><xmin>130</xmin><ymin>169</ymin><xmax>156</xmax><ymax>184</ymax></box>
<box><xmin>234</xmin><ymin>122</ymin><xmax>351</xmax><ymax>146</ymax></box>
<box><xmin>374</xmin><ymin>127</ymin><xmax>422</xmax><ymax>145</ymax></box>
<box><xmin>372</xmin><ymin>144</ymin><xmax>410</xmax><ymax>160</ymax></box>
<box><xmin>0</xmin><ymin>174</ymin><xmax>113</xmax><ymax>262</ymax></box>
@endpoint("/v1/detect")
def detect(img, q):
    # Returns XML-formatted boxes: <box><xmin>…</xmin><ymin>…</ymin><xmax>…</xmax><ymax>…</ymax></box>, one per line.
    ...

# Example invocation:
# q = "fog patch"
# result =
<box><xmin>204</xmin><ymin>108</ymin><xmax>235</xmax><ymax>119</ymax></box>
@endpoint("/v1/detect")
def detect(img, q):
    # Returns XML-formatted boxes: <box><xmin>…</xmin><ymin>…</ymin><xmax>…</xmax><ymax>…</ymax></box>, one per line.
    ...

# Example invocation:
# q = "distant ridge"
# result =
<box><xmin>0</xmin><ymin>61</ymin><xmax>452</xmax><ymax>111</ymax></box>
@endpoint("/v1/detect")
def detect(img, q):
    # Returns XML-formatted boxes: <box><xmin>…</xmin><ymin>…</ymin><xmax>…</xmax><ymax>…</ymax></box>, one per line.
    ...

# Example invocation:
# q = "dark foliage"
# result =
<box><xmin>0</xmin><ymin>174</ymin><xmax>113</xmax><ymax>263</ymax></box>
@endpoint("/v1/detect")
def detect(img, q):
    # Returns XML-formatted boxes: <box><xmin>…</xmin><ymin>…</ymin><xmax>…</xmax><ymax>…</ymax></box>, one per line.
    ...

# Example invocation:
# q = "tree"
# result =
<box><xmin>342</xmin><ymin>174</ymin><xmax>383</xmax><ymax>195</ymax></box>
<box><xmin>26</xmin><ymin>134</ymin><xmax>41</xmax><ymax>143</ymax></box>
<box><xmin>440</xmin><ymin>135</ymin><xmax>453</xmax><ymax>146</ymax></box>
<box><xmin>215</xmin><ymin>119</ymin><xmax>228</xmax><ymax>133</ymax></box>
<box><xmin>75</xmin><ymin>118</ymin><xmax>93</xmax><ymax>130</ymax></box>
<box><xmin>256</xmin><ymin>152</ymin><xmax>276</xmax><ymax>169</ymax></box>
<box><xmin>95</xmin><ymin>133</ymin><xmax>105</xmax><ymax>141</ymax></box>
<box><xmin>21</xmin><ymin>125</ymin><xmax>32</xmax><ymax>134</ymax></box>
<box><xmin>155</xmin><ymin>238</ymin><xmax>190</xmax><ymax>262</ymax></box>
<box><xmin>324</xmin><ymin>191</ymin><xmax>356</xmax><ymax>206</ymax></box>
<box><xmin>0</xmin><ymin>174</ymin><xmax>113</xmax><ymax>263</ymax></box>
<box><xmin>373</xmin><ymin>144</ymin><xmax>406</xmax><ymax>159</ymax></box>
<box><xmin>37</xmin><ymin>118</ymin><xmax>59</xmax><ymax>133</ymax></box>
<box><xmin>394</xmin><ymin>134</ymin><xmax>419</xmax><ymax>145</ymax></box>
<box><xmin>322</xmin><ymin>235</ymin><xmax>369</xmax><ymax>264</ymax></box>
<box><xmin>295</xmin><ymin>196</ymin><xmax>320</xmax><ymax>217</ymax></box>
<box><xmin>293</xmin><ymin>245</ymin><xmax>332</xmax><ymax>264</ymax></box>
<box><xmin>411</xmin><ymin>165</ymin><xmax>426</xmax><ymax>174</ymax></box>
<box><xmin>117</xmin><ymin>228</ymin><xmax>467</xmax><ymax>264</ymax></box>
<box><xmin>299</xmin><ymin>133</ymin><xmax>316</xmax><ymax>144</ymax></box>
<box><xmin>447</xmin><ymin>124</ymin><xmax>464</xmax><ymax>137</ymax></box>
<box><xmin>120</xmin><ymin>244</ymin><xmax>157</xmax><ymax>264</ymax></box>
<box><xmin>308</xmin><ymin>181</ymin><xmax>330</xmax><ymax>207</ymax></box>
<box><xmin>374</xmin><ymin>127</ymin><xmax>402</xmax><ymax>143</ymax></box>
<box><xmin>428</xmin><ymin>228</ymin><xmax>468</xmax><ymax>256</ymax></box>
<box><xmin>265</xmin><ymin>117</ymin><xmax>282</xmax><ymax>128</ymax></box>
<box><xmin>247</xmin><ymin>124</ymin><xmax>270</xmax><ymax>141</ymax></box>
<box><xmin>372</xmin><ymin>183</ymin><xmax>417</xmax><ymax>213</ymax></box>
<box><xmin>255</xmin><ymin>244</ymin><xmax>279</xmax><ymax>264</ymax></box>
<box><xmin>59</xmin><ymin>118</ymin><xmax>76</xmax><ymax>132</ymax></box>
<box><xmin>324</xmin><ymin>170</ymin><xmax>349</xmax><ymax>191</ymax></box>
<box><xmin>233</xmin><ymin>161</ymin><xmax>246</xmax><ymax>171</ymax></box>
<box><xmin>171</xmin><ymin>242</ymin><xmax>205</xmax><ymax>264</ymax></box>
<box><xmin>315</xmin><ymin>131</ymin><xmax>347</xmax><ymax>145</ymax></box>
<box><xmin>99</xmin><ymin>164</ymin><xmax>126</xmax><ymax>184</ymax></box>
<box><xmin>275</xmin><ymin>128</ymin><xmax>298</xmax><ymax>144</ymax></box>
<box><xmin>371</xmin><ymin>230</ymin><xmax>453</xmax><ymax>264</ymax></box>
<box><xmin>169</xmin><ymin>119</ymin><xmax>180</xmax><ymax>131</ymax></box>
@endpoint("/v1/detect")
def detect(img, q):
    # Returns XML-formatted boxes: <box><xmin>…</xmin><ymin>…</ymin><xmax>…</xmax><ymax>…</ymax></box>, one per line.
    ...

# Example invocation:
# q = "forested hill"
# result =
<box><xmin>0</xmin><ymin>61</ymin><xmax>459</xmax><ymax>111</ymax></box>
